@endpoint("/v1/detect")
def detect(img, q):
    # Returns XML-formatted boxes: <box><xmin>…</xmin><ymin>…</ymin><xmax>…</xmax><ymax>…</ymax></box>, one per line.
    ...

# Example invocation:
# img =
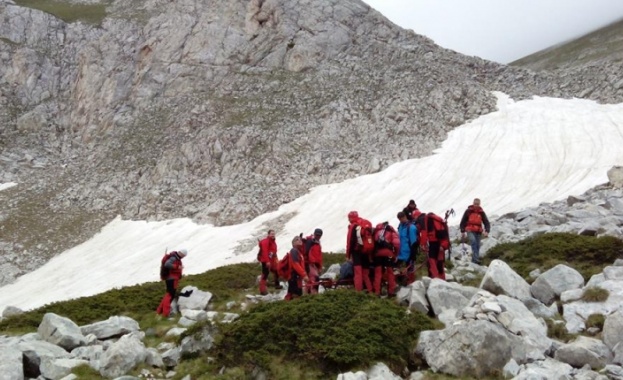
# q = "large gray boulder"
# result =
<box><xmin>415</xmin><ymin>320</ymin><xmax>521</xmax><ymax>378</ymax></box>
<box><xmin>480</xmin><ymin>259</ymin><xmax>531</xmax><ymax>300</ymax></box>
<box><xmin>38</xmin><ymin>313</ymin><xmax>87</xmax><ymax>351</ymax></box>
<box><xmin>530</xmin><ymin>264</ymin><xmax>584</xmax><ymax>305</ymax></box>
<box><xmin>426</xmin><ymin>279</ymin><xmax>478</xmax><ymax>319</ymax></box>
<box><xmin>513</xmin><ymin>358</ymin><xmax>574</xmax><ymax>380</ymax></box>
<box><xmin>177</xmin><ymin>286</ymin><xmax>212</xmax><ymax>311</ymax></box>
<box><xmin>397</xmin><ymin>281</ymin><xmax>429</xmax><ymax>314</ymax></box>
<box><xmin>563</xmin><ymin>280</ymin><xmax>623</xmax><ymax>334</ymax></box>
<box><xmin>98</xmin><ymin>333</ymin><xmax>147</xmax><ymax>378</ymax></box>
<box><xmin>18</xmin><ymin>339</ymin><xmax>71</xmax><ymax>378</ymax></box>
<box><xmin>0</xmin><ymin>345</ymin><xmax>24</xmax><ymax>380</ymax></box>
<box><xmin>40</xmin><ymin>358</ymin><xmax>88</xmax><ymax>380</ymax></box>
<box><xmin>80</xmin><ymin>316</ymin><xmax>140</xmax><ymax>340</ymax></box>
<box><xmin>179</xmin><ymin>323</ymin><xmax>217</xmax><ymax>357</ymax></box>
<box><xmin>554</xmin><ymin>336</ymin><xmax>613</xmax><ymax>369</ymax></box>
<box><xmin>604</xmin><ymin>311</ymin><xmax>623</xmax><ymax>351</ymax></box>
<box><xmin>608</xmin><ymin>166</ymin><xmax>623</xmax><ymax>188</ymax></box>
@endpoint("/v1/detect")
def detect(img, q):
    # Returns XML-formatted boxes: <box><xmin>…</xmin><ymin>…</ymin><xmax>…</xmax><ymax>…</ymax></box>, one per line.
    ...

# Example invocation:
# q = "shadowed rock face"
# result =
<box><xmin>1</xmin><ymin>0</ymin><xmax>622</xmax><ymax>280</ymax></box>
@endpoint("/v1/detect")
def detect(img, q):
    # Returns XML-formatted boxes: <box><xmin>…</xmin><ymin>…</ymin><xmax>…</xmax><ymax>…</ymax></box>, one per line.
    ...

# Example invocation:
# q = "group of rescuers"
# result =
<box><xmin>256</xmin><ymin>198</ymin><xmax>491</xmax><ymax>301</ymax></box>
<box><xmin>155</xmin><ymin>198</ymin><xmax>490</xmax><ymax>314</ymax></box>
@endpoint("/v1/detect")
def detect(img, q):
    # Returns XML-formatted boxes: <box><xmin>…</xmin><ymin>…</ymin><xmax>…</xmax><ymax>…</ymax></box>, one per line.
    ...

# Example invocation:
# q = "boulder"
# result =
<box><xmin>604</xmin><ymin>311</ymin><xmax>623</xmax><ymax>351</ymax></box>
<box><xmin>367</xmin><ymin>362</ymin><xmax>402</xmax><ymax>380</ymax></box>
<box><xmin>180</xmin><ymin>324</ymin><xmax>216</xmax><ymax>357</ymax></box>
<box><xmin>80</xmin><ymin>316</ymin><xmax>140</xmax><ymax>340</ymax></box>
<box><xmin>530</xmin><ymin>264</ymin><xmax>584</xmax><ymax>305</ymax></box>
<box><xmin>98</xmin><ymin>333</ymin><xmax>147</xmax><ymax>378</ymax></box>
<box><xmin>513</xmin><ymin>358</ymin><xmax>574</xmax><ymax>380</ymax></box>
<box><xmin>0</xmin><ymin>345</ymin><xmax>24</xmax><ymax>380</ymax></box>
<box><xmin>337</xmin><ymin>371</ymin><xmax>367</xmax><ymax>380</ymax></box>
<box><xmin>40</xmin><ymin>358</ymin><xmax>88</xmax><ymax>380</ymax></box>
<box><xmin>604</xmin><ymin>266</ymin><xmax>623</xmax><ymax>281</ymax></box>
<box><xmin>2</xmin><ymin>305</ymin><xmax>23</xmax><ymax>318</ymax></box>
<box><xmin>38</xmin><ymin>313</ymin><xmax>87</xmax><ymax>351</ymax></box>
<box><xmin>401</xmin><ymin>281</ymin><xmax>429</xmax><ymax>314</ymax></box>
<box><xmin>480</xmin><ymin>260</ymin><xmax>531</xmax><ymax>300</ymax></box>
<box><xmin>427</xmin><ymin>279</ymin><xmax>478</xmax><ymax>318</ymax></box>
<box><xmin>18</xmin><ymin>339</ymin><xmax>71</xmax><ymax>378</ymax></box>
<box><xmin>554</xmin><ymin>336</ymin><xmax>613</xmax><ymax>369</ymax></box>
<box><xmin>608</xmin><ymin>166</ymin><xmax>623</xmax><ymax>188</ymax></box>
<box><xmin>177</xmin><ymin>286</ymin><xmax>212</xmax><ymax>311</ymax></box>
<box><xmin>415</xmin><ymin>320</ymin><xmax>521</xmax><ymax>378</ymax></box>
<box><xmin>564</xmin><ymin>280</ymin><xmax>623</xmax><ymax>334</ymax></box>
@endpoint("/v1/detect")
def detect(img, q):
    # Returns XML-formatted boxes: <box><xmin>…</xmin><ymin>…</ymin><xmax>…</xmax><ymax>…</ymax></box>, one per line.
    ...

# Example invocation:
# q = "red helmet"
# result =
<box><xmin>348</xmin><ymin>211</ymin><xmax>359</xmax><ymax>221</ymax></box>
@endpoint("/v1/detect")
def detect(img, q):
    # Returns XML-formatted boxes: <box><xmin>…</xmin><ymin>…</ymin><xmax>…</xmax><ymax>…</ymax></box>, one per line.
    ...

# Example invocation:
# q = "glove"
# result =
<box><xmin>179</xmin><ymin>290</ymin><xmax>194</xmax><ymax>297</ymax></box>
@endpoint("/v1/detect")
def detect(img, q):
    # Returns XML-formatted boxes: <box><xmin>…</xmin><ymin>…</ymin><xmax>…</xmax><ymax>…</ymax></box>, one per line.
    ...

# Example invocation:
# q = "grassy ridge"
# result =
<box><xmin>13</xmin><ymin>0</ymin><xmax>110</xmax><ymax>25</ymax></box>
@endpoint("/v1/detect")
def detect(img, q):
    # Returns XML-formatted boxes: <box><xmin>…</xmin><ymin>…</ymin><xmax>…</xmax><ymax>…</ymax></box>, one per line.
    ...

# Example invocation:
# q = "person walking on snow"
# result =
<box><xmin>459</xmin><ymin>198</ymin><xmax>491</xmax><ymax>264</ymax></box>
<box><xmin>346</xmin><ymin>211</ymin><xmax>374</xmax><ymax>293</ymax></box>
<box><xmin>157</xmin><ymin>249</ymin><xmax>191</xmax><ymax>317</ymax></box>
<box><xmin>304</xmin><ymin>228</ymin><xmax>323</xmax><ymax>294</ymax></box>
<box><xmin>397</xmin><ymin>211</ymin><xmax>418</xmax><ymax>285</ymax></box>
<box><xmin>285</xmin><ymin>236</ymin><xmax>309</xmax><ymax>301</ymax></box>
<box><xmin>258</xmin><ymin>229</ymin><xmax>282</xmax><ymax>295</ymax></box>
<box><xmin>372</xmin><ymin>222</ymin><xmax>400</xmax><ymax>297</ymax></box>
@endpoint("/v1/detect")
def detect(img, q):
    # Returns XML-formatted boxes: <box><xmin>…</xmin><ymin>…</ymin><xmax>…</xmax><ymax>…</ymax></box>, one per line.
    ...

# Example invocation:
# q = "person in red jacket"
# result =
<box><xmin>304</xmin><ymin>228</ymin><xmax>323</xmax><ymax>294</ymax></box>
<box><xmin>373</xmin><ymin>222</ymin><xmax>400</xmax><ymax>297</ymax></box>
<box><xmin>156</xmin><ymin>249</ymin><xmax>188</xmax><ymax>317</ymax></box>
<box><xmin>346</xmin><ymin>211</ymin><xmax>374</xmax><ymax>292</ymax></box>
<box><xmin>285</xmin><ymin>235</ymin><xmax>309</xmax><ymax>301</ymax></box>
<box><xmin>459</xmin><ymin>198</ymin><xmax>491</xmax><ymax>264</ymax></box>
<box><xmin>257</xmin><ymin>230</ymin><xmax>281</xmax><ymax>295</ymax></box>
<box><xmin>416</xmin><ymin>213</ymin><xmax>449</xmax><ymax>280</ymax></box>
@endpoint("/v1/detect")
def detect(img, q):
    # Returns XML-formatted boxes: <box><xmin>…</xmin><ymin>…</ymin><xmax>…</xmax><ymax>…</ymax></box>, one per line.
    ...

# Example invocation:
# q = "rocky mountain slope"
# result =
<box><xmin>1</xmin><ymin>0</ymin><xmax>623</xmax><ymax>282</ymax></box>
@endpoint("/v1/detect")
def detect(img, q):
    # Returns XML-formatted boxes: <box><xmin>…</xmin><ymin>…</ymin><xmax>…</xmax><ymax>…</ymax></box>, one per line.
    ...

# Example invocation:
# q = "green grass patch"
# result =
<box><xmin>545</xmin><ymin>318</ymin><xmax>574</xmax><ymax>342</ymax></box>
<box><xmin>585</xmin><ymin>313</ymin><xmax>606</xmax><ymax>330</ymax></box>
<box><xmin>215</xmin><ymin>290</ymin><xmax>442</xmax><ymax>376</ymax></box>
<box><xmin>581</xmin><ymin>287</ymin><xmax>610</xmax><ymax>303</ymax></box>
<box><xmin>484</xmin><ymin>233</ymin><xmax>623</xmax><ymax>280</ymax></box>
<box><xmin>13</xmin><ymin>0</ymin><xmax>109</xmax><ymax>25</ymax></box>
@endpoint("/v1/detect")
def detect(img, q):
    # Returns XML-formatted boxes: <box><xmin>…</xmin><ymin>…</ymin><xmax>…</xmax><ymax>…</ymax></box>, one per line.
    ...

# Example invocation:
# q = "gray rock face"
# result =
<box><xmin>38</xmin><ymin>313</ymin><xmax>87</xmax><ymax>351</ymax></box>
<box><xmin>530</xmin><ymin>264</ymin><xmax>585</xmax><ymax>305</ymax></box>
<box><xmin>554</xmin><ymin>336</ymin><xmax>613</xmax><ymax>369</ymax></box>
<box><xmin>604</xmin><ymin>311</ymin><xmax>623</xmax><ymax>351</ymax></box>
<box><xmin>98</xmin><ymin>333</ymin><xmax>147</xmax><ymax>378</ymax></box>
<box><xmin>426</xmin><ymin>279</ymin><xmax>478</xmax><ymax>318</ymax></box>
<box><xmin>40</xmin><ymin>358</ymin><xmax>88</xmax><ymax>380</ymax></box>
<box><xmin>80</xmin><ymin>315</ymin><xmax>140</xmax><ymax>340</ymax></box>
<box><xmin>608</xmin><ymin>166</ymin><xmax>623</xmax><ymax>188</ymax></box>
<box><xmin>177</xmin><ymin>286</ymin><xmax>212</xmax><ymax>311</ymax></box>
<box><xmin>0</xmin><ymin>345</ymin><xmax>24</xmax><ymax>380</ymax></box>
<box><xmin>415</xmin><ymin>320</ymin><xmax>520</xmax><ymax>378</ymax></box>
<box><xmin>480</xmin><ymin>259</ymin><xmax>531</xmax><ymax>300</ymax></box>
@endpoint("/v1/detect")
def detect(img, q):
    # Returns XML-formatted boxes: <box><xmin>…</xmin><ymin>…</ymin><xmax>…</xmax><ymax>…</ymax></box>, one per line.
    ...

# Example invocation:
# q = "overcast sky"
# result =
<box><xmin>362</xmin><ymin>0</ymin><xmax>623</xmax><ymax>63</ymax></box>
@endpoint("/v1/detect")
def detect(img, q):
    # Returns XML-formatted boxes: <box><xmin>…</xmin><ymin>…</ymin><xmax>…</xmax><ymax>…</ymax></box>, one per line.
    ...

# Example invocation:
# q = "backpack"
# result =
<box><xmin>276</xmin><ymin>252</ymin><xmax>291</xmax><ymax>279</ymax></box>
<box><xmin>300</xmin><ymin>234</ymin><xmax>316</xmax><ymax>262</ymax></box>
<box><xmin>374</xmin><ymin>222</ymin><xmax>395</xmax><ymax>251</ymax></box>
<box><xmin>467</xmin><ymin>210</ymin><xmax>483</xmax><ymax>232</ymax></box>
<box><xmin>358</xmin><ymin>218</ymin><xmax>375</xmax><ymax>254</ymax></box>
<box><xmin>160</xmin><ymin>253</ymin><xmax>173</xmax><ymax>280</ymax></box>
<box><xmin>422</xmin><ymin>213</ymin><xmax>451</xmax><ymax>249</ymax></box>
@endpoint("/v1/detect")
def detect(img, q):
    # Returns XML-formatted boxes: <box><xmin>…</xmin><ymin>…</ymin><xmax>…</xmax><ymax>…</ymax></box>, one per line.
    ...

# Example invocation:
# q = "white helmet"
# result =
<box><xmin>178</xmin><ymin>249</ymin><xmax>188</xmax><ymax>257</ymax></box>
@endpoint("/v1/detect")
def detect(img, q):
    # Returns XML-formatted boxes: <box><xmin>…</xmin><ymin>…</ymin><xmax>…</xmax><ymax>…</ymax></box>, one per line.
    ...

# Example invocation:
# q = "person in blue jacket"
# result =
<box><xmin>397</xmin><ymin>211</ymin><xmax>418</xmax><ymax>284</ymax></box>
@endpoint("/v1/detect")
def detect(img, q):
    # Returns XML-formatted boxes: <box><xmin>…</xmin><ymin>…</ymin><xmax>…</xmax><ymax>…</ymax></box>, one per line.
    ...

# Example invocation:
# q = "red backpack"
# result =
<box><xmin>424</xmin><ymin>213</ymin><xmax>451</xmax><ymax>250</ymax></box>
<box><xmin>276</xmin><ymin>252</ymin><xmax>291</xmax><ymax>279</ymax></box>
<box><xmin>358</xmin><ymin>218</ymin><xmax>375</xmax><ymax>254</ymax></box>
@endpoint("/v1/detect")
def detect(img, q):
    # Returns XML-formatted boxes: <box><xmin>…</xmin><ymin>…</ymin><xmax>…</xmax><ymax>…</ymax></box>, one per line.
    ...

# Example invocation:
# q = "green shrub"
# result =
<box><xmin>545</xmin><ymin>318</ymin><xmax>574</xmax><ymax>342</ymax></box>
<box><xmin>585</xmin><ymin>313</ymin><xmax>606</xmax><ymax>330</ymax></box>
<box><xmin>485</xmin><ymin>233</ymin><xmax>623</xmax><ymax>280</ymax></box>
<box><xmin>215</xmin><ymin>290</ymin><xmax>442</xmax><ymax>376</ymax></box>
<box><xmin>14</xmin><ymin>0</ymin><xmax>109</xmax><ymax>25</ymax></box>
<box><xmin>581</xmin><ymin>287</ymin><xmax>610</xmax><ymax>303</ymax></box>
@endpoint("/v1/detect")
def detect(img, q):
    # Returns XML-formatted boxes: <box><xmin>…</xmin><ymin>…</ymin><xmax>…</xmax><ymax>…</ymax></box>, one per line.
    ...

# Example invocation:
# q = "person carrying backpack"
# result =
<box><xmin>346</xmin><ymin>211</ymin><xmax>374</xmax><ymax>292</ymax></box>
<box><xmin>257</xmin><ymin>229</ymin><xmax>282</xmax><ymax>295</ymax></box>
<box><xmin>303</xmin><ymin>228</ymin><xmax>323</xmax><ymax>294</ymax></box>
<box><xmin>285</xmin><ymin>235</ymin><xmax>309</xmax><ymax>301</ymax></box>
<box><xmin>397</xmin><ymin>211</ymin><xmax>418</xmax><ymax>285</ymax></box>
<box><xmin>415</xmin><ymin>212</ymin><xmax>450</xmax><ymax>280</ymax></box>
<box><xmin>373</xmin><ymin>222</ymin><xmax>401</xmax><ymax>297</ymax></box>
<box><xmin>459</xmin><ymin>198</ymin><xmax>491</xmax><ymax>264</ymax></box>
<box><xmin>156</xmin><ymin>249</ymin><xmax>191</xmax><ymax>317</ymax></box>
